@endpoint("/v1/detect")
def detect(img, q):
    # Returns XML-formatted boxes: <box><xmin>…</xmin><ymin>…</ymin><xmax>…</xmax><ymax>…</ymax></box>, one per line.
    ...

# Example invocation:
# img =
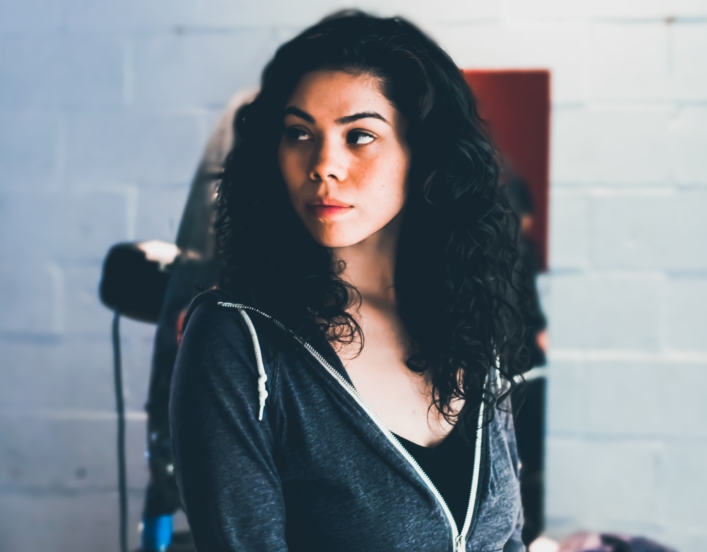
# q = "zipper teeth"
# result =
<box><xmin>218</xmin><ymin>301</ymin><xmax>485</xmax><ymax>550</ymax></box>
<box><xmin>459</xmin><ymin>396</ymin><xmax>485</xmax><ymax>548</ymax></box>
<box><xmin>301</xmin><ymin>339</ymin><xmax>461</xmax><ymax>532</ymax></box>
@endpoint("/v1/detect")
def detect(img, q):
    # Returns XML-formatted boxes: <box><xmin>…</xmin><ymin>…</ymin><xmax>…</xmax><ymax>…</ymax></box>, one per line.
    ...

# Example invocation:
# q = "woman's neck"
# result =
<box><xmin>332</xmin><ymin>214</ymin><xmax>401</xmax><ymax>310</ymax></box>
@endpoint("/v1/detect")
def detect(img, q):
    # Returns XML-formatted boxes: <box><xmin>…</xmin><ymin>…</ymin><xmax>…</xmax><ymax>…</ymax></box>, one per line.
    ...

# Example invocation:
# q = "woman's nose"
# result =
<box><xmin>308</xmin><ymin>138</ymin><xmax>347</xmax><ymax>183</ymax></box>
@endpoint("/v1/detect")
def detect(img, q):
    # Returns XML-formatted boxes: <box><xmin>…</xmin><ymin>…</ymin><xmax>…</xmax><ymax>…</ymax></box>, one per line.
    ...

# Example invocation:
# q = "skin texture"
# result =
<box><xmin>278</xmin><ymin>70</ymin><xmax>457</xmax><ymax>447</ymax></box>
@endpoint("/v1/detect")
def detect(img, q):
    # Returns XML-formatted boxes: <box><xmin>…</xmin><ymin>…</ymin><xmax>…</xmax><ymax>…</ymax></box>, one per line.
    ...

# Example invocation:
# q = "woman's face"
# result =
<box><xmin>278</xmin><ymin>70</ymin><xmax>411</xmax><ymax>248</ymax></box>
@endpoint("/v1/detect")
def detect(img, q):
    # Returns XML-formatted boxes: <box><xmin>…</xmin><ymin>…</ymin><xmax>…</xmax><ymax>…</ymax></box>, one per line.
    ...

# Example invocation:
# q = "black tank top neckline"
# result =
<box><xmin>392</xmin><ymin>423</ymin><xmax>476</xmax><ymax>531</ymax></box>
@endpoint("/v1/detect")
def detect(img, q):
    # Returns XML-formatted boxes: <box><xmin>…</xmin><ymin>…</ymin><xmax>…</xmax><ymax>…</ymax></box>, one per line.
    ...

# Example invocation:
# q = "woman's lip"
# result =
<box><xmin>306</xmin><ymin>204</ymin><xmax>353</xmax><ymax>218</ymax></box>
<box><xmin>308</xmin><ymin>198</ymin><xmax>352</xmax><ymax>207</ymax></box>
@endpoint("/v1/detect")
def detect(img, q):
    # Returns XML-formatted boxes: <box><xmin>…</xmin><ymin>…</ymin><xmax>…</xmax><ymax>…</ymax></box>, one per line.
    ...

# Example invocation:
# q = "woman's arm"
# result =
<box><xmin>502</xmin><ymin>399</ymin><xmax>527</xmax><ymax>552</ymax></box>
<box><xmin>170</xmin><ymin>299</ymin><xmax>287</xmax><ymax>551</ymax></box>
<box><xmin>503</xmin><ymin>508</ymin><xmax>526</xmax><ymax>552</ymax></box>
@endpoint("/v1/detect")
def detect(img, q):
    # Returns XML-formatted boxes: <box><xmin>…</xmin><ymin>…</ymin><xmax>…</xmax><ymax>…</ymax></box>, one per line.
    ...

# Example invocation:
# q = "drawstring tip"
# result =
<box><xmin>236</xmin><ymin>308</ymin><xmax>269</xmax><ymax>424</ymax></box>
<box><xmin>258</xmin><ymin>389</ymin><xmax>268</xmax><ymax>421</ymax></box>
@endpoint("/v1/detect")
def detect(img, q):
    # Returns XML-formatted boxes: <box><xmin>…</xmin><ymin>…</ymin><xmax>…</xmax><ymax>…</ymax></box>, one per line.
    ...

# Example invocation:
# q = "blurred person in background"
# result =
<box><xmin>170</xmin><ymin>11</ymin><xmax>528</xmax><ymax>551</ymax></box>
<box><xmin>501</xmin><ymin>162</ymin><xmax>548</xmax><ymax>546</ymax></box>
<box><xmin>501</xmin><ymin>164</ymin><xmax>546</xmax><ymax>369</ymax></box>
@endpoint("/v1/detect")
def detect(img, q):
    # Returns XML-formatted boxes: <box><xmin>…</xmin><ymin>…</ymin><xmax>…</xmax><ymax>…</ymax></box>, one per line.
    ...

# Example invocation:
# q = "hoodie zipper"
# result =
<box><xmin>218</xmin><ymin>302</ymin><xmax>485</xmax><ymax>551</ymax></box>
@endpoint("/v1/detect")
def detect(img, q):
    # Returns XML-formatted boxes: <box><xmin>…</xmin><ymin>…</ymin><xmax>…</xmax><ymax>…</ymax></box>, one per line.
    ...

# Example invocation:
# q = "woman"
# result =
<box><xmin>171</xmin><ymin>11</ymin><xmax>526</xmax><ymax>552</ymax></box>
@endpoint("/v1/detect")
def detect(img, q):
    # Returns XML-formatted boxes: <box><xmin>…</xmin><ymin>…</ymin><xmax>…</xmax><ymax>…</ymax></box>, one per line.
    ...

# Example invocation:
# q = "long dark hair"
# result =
<box><xmin>216</xmin><ymin>10</ymin><xmax>527</xmax><ymax>432</ymax></box>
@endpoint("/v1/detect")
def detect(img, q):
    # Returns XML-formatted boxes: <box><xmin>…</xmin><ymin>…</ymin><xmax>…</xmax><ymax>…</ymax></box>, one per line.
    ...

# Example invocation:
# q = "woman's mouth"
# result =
<box><xmin>306</xmin><ymin>200</ymin><xmax>353</xmax><ymax>219</ymax></box>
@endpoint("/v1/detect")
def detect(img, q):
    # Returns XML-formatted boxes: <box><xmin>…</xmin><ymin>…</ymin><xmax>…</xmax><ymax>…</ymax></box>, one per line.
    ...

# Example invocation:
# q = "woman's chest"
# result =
<box><xmin>339</xmin><ymin>312</ymin><xmax>455</xmax><ymax>446</ymax></box>
<box><xmin>271</xmin><ymin>352</ymin><xmax>521</xmax><ymax>552</ymax></box>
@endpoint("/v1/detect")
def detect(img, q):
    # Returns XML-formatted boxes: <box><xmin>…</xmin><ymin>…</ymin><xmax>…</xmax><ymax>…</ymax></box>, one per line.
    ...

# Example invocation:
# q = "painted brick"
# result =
<box><xmin>0</xmin><ymin>0</ymin><xmax>62</xmax><ymax>31</ymax></box>
<box><xmin>1</xmin><ymin>1</ymin><xmax>706</xmax><ymax>548</ymax></box>
<box><xmin>547</xmin><ymin>273</ymin><xmax>661</xmax><ymax>350</ymax></box>
<box><xmin>0</xmin><ymin>191</ymin><xmax>129</xmax><ymax>263</ymax></box>
<box><xmin>673</xmin><ymin>23</ymin><xmax>707</xmax><ymax>101</ymax></box>
<box><xmin>194</xmin><ymin>0</ymin><xmax>503</xmax><ymax>28</ymax></box>
<box><xmin>544</xmin><ymin>359</ymin><xmax>589</xmax><ymax>436</ymax></box>
<box><xmin>0</xmin><ymin>261</ymin><xmax>61</xmax><ymax>336</ymax></box>
<box><xmin>507</xmin><ymin>0</ymin><xmax>671</xmax><ymax>19</ymax></box>
<box><xmin>671</xmin><ymin>106</ymin><xmax>707</xmax><ymax>185</ymax></box>
<box><xmin>662</xmin><ymin>443</ymin><xmax>707</xmax><ymax>531</ymax></box>
<box><xmin>121</xmin><ymin>334</ymin><xmax>157</xmax><ymax>411</ymax></box>
<box><xmin>64</xmin><ymin>0</ymin><xmax>194</xmax><ymax>30</ymax></box>
<box><xmin>588</xmin><ymin>22</ymin><xmax>669</xmax><ymax>102</ymax></box>
<box><xmin>589</xmin><ymin>189</ymin><xmax>707</xmax><ymax>271</ymax></box>
<box><xmin>433</xmin><ymin>22</ymin><xmax>588</xmax><ymax>104</ymax></box>
<box><xmin>133</xmin><ymin>187</ymin><xmax>189</xmax><ymax>243</ymax></box>
<box><xmin>548</xmin><ymin>191</ymin><xmax>589</xmax><ymax>270</ymax></box>
<box><xmin>117</xmin><ymin>316</ymin><xmax>159</xmax><ymax>343</ymax></box>
<box><xmin>583</xmin><ymin>359</ymin><xmax>707</xmax><ymax>438</ymax></box>
<box><xmin>358</xmin><ymin>0</ymin><xmax>504</xmax><ymax>24</ymax></box>
<box><xmin>547</xmin><ymin>357</ymin><xmax>707</xmax><ymax>440</ymax></box>
<box><xmin>66</xmin><ymin>112</ymin><xmax>202</xmax><ymax>185</ymax></box>
<box><xmin>0</xmin><ymin>490</ymin><xmax>145</xmax><ymax>552</ymax></box>
<box><xmin>0</xmin><ymin>111</ymin><xmax>61</xmax><ymax>189</ymax></box>
<box><xmin>133</xmin><ymin>30</ymin><xmax>276</xmax><ymax>110</ymax></box>
<box><xmin>0</xmin><ymin>338</ymin><xmax>116</xmax><ymax>411</ymax></box>
<box><xmin>664</xmin><ymin>277</ymin><xmax>707</xmax><ymax>352</ymax></box>
<box><xmin>674</xmin><ymin>0</ymin><xmax>707</xmax><ymax>17</ymax></box>
<box><xmin>545</xmin><ymin>437</ymin><xmax>663</xmax><ymax>527</ymax></box>
<box><xmin>62</xmin><ymin>263</ymin><xmax>114</xmax><ymax>338</ymax></box>
<box><xmin>551</xmin><ymin>106</ymin><xmax>672</xmax><ymax>185</ymax></box>
<box><xmin>0</xmin><ymin>333</ymin><xmax>155</xmax><ymax>414</ymax></box>
<box><xmin>1</xmin><ymin>333</ymin><xmax>153</xmax><ymax>413</ymax></box>
<box><xmin>653</xmin><ymin>530</ymin><xmax>707</xmax><ymax>552</ymax></box>
<box><xmin>0</xmin><ymin>34</ymin><xmax>124</xmax><ymax>109</ymax></box>
<box><xmin>61</xmin><ymin>190</ymin><xmax>132</xmax><ymax>261</ymax></box>
<box><xmin>0</xmin><ymin>417</ymin><xmax>148</xmax><ymax>492</ymax></box>
<box><xmin>0</xmin><ymin>192</ymin><xmax>48</xmax><ymax>261</ymax></box>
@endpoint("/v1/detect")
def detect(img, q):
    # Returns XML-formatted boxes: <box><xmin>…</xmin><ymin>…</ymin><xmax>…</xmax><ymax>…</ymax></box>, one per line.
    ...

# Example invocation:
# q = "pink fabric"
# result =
<box><xmin>558</xmin><ymin>532</ymin><xmax>676</xmax><ymax>552</ymax></box>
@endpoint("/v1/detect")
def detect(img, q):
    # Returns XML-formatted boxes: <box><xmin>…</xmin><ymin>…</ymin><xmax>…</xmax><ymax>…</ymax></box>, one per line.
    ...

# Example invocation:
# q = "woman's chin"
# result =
<box><xmin>308</xmin><ymin>228</ymin><xmax>366</xmax><ymax>249</ymax></box>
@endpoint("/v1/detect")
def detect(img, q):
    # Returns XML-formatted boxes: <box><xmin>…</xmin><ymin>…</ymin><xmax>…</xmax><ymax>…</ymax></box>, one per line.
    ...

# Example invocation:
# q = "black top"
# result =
<box><xmin>392</xmin><ymin>425</ymin><xmax>476</xmax><ymax>531</ymax></box>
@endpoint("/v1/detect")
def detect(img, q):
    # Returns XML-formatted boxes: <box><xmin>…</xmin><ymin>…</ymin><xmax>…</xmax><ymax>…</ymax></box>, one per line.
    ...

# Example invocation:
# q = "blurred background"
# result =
<box><xmin>1</xmin><ymin>0</ymin><xmax>706</xmax><ymax>551</ymax></box>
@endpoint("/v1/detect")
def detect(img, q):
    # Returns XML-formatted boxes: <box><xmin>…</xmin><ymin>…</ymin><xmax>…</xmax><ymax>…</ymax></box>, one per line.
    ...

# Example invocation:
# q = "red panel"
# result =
<box><xmin>462</xmin><ymin>70</ymin><xmax>551</xmax><ymax>270</ymax></box>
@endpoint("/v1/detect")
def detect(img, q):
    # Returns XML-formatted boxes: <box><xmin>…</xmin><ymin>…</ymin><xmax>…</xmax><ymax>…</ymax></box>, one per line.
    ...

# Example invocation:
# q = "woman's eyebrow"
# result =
<box><xmin>335</xmin><ymin>112</ymin><xmax>389</xmax><ymax>125</ymax></box>
<box><xmin>283</xmin><ymin>106</ymin><xmax>389</xmax><ymax>126</ymax></box>
<box><xmin>283</xmin><ymin>106</ymin><xmax>314</xmax><ymax>123</ymax></box>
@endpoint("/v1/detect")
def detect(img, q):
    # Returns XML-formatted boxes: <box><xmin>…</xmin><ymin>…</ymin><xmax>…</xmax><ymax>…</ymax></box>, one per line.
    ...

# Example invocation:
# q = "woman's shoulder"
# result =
<box><xmin>178</xmin><ymin>288</ymin><xmax>293</xmax><ymax>375</ymax></box>
<box><xmin>177</xmin><ymin>289</ymin><xmax>262</xmax><ymax>374</ymax></box>
<box><xmin>181</xmin><ymin>288</ymin><xmax>249</xmax><ymax>343</ymax></box>
<box><xmin>182</xmin><ymin>288</ymin><xmax>274</xmax><ymax>343</ymax></box>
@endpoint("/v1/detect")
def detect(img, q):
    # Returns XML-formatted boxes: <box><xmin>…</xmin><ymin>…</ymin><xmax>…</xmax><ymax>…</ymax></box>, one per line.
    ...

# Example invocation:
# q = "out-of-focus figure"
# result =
<box><xmin>502</xmin><ymin>162</ymin><xmax>547</xmax><ymax>368</ymax></box>
<box><xmin>501</xmin><ymin>161</ymin><xmax>548</xmax><ymax>546</ymax></box>
<box><xmin>98</xmin><ymin>91</ymin><xmax>256</xmax><ymax>550</ymax></box>
<box><xmin>141</xmin><ymin>91</ymin><xmax>255</xmax><ymax>547</ymax></box>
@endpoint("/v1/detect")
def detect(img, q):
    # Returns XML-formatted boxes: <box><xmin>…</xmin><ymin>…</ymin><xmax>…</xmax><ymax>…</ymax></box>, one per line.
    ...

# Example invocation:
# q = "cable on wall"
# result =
<box><xmin>112</xmin><ymin>310</ymin><xmax>128</xmax><ymax>552</ymax></box>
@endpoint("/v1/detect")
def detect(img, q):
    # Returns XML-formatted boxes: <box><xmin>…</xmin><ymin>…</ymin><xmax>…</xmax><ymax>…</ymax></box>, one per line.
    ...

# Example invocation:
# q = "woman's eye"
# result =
<box><xmin>284</xmin><ymin>127</ymin><xmax>310</xmax><ymax>141</ymax></box>
<box><xmin>347</xmin><ymin>131</ymin><xmax>375</xmax><ymax>145</ymax></box>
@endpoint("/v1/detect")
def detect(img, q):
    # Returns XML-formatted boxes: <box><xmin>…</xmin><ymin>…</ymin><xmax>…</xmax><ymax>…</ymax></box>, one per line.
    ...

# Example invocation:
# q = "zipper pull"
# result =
<box><xmin>454</xmin><ymin>534</ymin><xmax>465</xmax><ymax>551</ymax></box>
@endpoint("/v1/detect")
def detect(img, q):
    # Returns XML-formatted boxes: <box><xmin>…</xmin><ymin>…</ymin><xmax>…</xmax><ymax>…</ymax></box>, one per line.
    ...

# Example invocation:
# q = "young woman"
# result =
<box><xmin>171</xmin><ymin>11</ymin><xmax>526</xmax><ymax>552</ymax></box>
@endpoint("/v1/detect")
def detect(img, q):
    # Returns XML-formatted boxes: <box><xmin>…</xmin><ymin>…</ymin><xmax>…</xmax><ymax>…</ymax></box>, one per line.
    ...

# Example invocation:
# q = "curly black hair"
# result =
<box><xmin>216</xmin><ymin>10</ymin><xmax>527</xmax><ymax>434</ymax></box>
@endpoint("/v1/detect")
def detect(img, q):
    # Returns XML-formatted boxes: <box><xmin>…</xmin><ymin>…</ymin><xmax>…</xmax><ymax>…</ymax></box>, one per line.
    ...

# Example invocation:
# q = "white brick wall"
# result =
<box><xmin>0</xmin><ymin>1</ymin><xmax>705</xmax><ymax>550</ymax></box>
<box><xmin>551</xmin><ymin>106</ymin><xmax>673</xmax><ymax>185</ymax></box>
<box><xmin>537</xmin><ymin>3</ymin><xmax>707</xmax><ymax>550</ymax></box>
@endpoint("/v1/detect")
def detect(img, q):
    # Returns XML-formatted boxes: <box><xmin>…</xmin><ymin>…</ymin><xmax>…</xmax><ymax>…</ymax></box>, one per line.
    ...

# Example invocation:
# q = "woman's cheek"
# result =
<box><xmin>279</xmin><ymin>151</ymin><xmax>296</xmax><ymax>185</ymax></box>
<box><xmin>279</xmin><ymin>144</ymin><xmax>307</xmax><ymax>182</ymax></box>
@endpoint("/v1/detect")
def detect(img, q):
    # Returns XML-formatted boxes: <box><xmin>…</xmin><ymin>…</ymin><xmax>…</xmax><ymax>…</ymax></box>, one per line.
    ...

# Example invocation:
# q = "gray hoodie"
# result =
<box><xmin>170</xmin><ymin>290</ymin><xmax>525</xmax><ymax>551</ymax></box>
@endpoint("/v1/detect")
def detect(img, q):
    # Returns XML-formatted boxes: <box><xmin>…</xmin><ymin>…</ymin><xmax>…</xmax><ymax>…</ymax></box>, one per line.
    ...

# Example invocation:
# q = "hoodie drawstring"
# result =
<box><xmin>237</xmin><ymin>309</ymin><xmax>268</xmax><ymax>421</ymax></box>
